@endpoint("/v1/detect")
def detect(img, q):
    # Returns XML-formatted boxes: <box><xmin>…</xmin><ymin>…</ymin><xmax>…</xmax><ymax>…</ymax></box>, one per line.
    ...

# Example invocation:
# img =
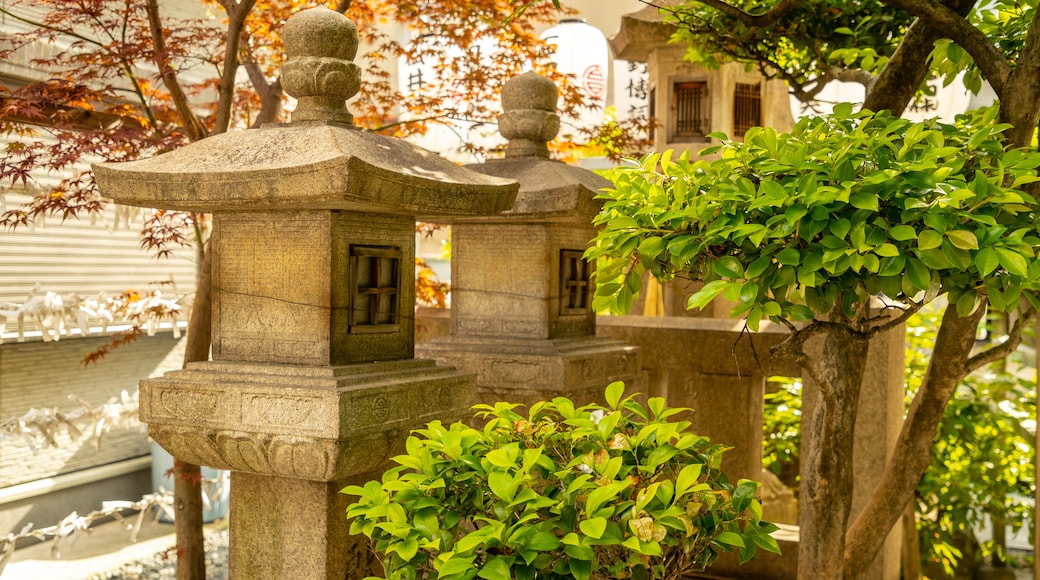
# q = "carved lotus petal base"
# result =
<box><xmin>140</xmin><ymin>359</ymin><xmax>473</xmax><ymax>482</ymax></box>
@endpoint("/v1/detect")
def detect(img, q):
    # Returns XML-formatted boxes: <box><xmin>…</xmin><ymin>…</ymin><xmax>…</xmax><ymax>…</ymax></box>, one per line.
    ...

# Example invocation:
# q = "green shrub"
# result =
<box><xmin>344</xmin><ymin>382</ymin><xmax>779</xmax><ymax>580</ymax></box>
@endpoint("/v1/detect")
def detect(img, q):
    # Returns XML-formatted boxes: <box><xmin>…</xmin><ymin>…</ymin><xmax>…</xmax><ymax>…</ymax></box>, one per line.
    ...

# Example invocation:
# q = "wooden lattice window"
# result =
<box><xmin>559</xmin><ymin>250</ymin><xmax>591</xmax><ymax>315</ymax></box>
<box><xmin>349</xmin><ymin>245</ymin><xmax>401</xmax><ymax>333</ymax></box>
<box><xmin>733</xmin><ymin>82</ymin><xmax>762</xmax><ymax>138</ymax></box>
<box><xmin>673</xmin><ymin>81</ymin><xmax>709</xmax><ymax>139</ymax></box>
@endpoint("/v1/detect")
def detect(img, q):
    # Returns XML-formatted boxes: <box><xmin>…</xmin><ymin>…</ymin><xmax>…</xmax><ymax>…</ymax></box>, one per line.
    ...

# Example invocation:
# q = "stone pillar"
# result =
<box><xmin>93</xmin><ymin>8</ymin><xmax>518</xmax><ymax>579</ymax></box>
<box><xmin>596</xmin><ymin>316</ymin><xmax>799</xmax><ymax>484</ymax></box>
<box><xmin>416</xmin><ymin>72</ymin><xmax>643</xmax><ymax>409</ymax></box>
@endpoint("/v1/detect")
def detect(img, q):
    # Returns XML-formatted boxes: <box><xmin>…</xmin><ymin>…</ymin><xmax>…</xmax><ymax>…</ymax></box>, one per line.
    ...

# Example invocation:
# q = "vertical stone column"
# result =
<box><xmin>93</xmin><ymin>8</ymin><xmax>518</xmax><ymax>579</ymax></box>
<box><xmin>416</xmin><ymin>72</ymin><xmax>643</xmax><ymax>408</ymax></box>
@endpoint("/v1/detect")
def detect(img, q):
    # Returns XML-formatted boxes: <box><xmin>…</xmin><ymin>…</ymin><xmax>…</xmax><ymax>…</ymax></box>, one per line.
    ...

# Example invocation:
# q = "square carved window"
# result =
<box><xmin>349</xmin><ymin>245</ymin><xmax>401</xmax><ymax>333</ymax></box>
<box><xmin>560</xmin><ymin>249</ymin><xmax>591</xmax><ymax>315</ymax></box>
<box><xmin>733</xmin><ymin>82</ymin><xmax>762</xmax><ymax>138</ymax></box>
<box><xmin>673</xmin><ymin>81</ymin><xmax>709</xmax><ymax>140</ymax></box>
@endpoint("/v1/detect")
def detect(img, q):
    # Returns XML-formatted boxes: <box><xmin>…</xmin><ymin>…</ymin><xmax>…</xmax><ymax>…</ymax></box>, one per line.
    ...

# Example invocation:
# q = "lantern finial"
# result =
<box><xmin>499</xmin><ymin>71</ymin><xmax>559</xmax><ymax>158</ymax></box>
<box><xmin>281</xmin><ymin>7</ymin><xmax>361</xmax><ymax>124</ymax></box>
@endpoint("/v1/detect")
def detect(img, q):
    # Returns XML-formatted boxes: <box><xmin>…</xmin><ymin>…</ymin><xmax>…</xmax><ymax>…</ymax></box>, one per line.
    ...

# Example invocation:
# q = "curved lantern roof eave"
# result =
<box><xmin>609</xmin><ymin>3</ymin><xmax>679</xmax><ymax>62</ymax></box>
<box><xmin>92</xmin><ymin>121</ymin><xmax>519</xmax><ymax>218</ymax></box>
<box><xmin>448</xmin><ymin>156</ymin><xmax>610</xmax><ymax>224</ymax></box>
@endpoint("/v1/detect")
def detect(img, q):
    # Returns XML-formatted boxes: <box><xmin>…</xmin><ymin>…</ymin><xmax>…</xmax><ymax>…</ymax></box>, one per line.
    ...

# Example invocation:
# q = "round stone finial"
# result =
<box><xmin>280</xmin><ymin>7</ymin><xmax>361</xmax><ymax>124</ymax></box>
<box><xmin>499</xmin><ymin>71</ymin><xmax>560</xmax><ymax>158</ymax></box>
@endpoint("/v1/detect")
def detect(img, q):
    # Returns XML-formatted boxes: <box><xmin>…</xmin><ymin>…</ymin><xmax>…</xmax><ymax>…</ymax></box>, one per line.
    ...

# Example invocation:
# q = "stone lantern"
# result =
<box><xmin>416</xmin><ymin>71</ymin><xmax>643</xmax><ymax>407</ymax></box>
<box><xmin>92</xmin><ymin>7</ymin><xmax>517</xmax><ymax>579</ymax></box>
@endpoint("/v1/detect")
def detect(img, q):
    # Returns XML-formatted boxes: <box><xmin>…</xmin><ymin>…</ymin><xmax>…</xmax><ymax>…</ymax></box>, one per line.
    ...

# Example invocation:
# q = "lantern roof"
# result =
<box><xmin>610</xmin><ymin>2</ymin><xmax>680</xmax><ymax>62</ymax></box>
<box><xmin>456</xmin><ymin>71</ymin><xmax>609</xmax><ymax>223</ymax></box>
<box><xmin>92</xmin><ymin>7</ymin><xmax>517</xmax><ymax>219</ymax></box>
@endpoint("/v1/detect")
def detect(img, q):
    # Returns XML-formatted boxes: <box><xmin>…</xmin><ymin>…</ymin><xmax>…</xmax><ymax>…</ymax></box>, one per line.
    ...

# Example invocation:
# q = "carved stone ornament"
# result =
<box><xmin>148</xmin><ymin>426</ymin><xmax>399</xmax><ymax>482</ymax></box>
<box><xmin>280</xmin><ymin>7</ymin><xmax>361</xmax><ymax>124</ymax></box>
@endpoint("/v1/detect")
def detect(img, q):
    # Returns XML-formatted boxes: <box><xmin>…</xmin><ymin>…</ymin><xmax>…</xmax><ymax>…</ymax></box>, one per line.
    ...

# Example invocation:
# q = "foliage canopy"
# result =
<box><xmin>588</xmin><ymin>105</ymin><xmax>1040</xmax><ymax>330</ymax></box>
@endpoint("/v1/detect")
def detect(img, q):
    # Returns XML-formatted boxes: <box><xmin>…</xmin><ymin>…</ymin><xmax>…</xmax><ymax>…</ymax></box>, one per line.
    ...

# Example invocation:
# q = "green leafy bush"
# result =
<box><xmin>762</xmin><ymin>377</ymin><xmax>801</xmax><ymax>490</ymax></box>
<box><xmin>344</xmin><ymin>382</ymin><xmax>779</xmax><ymax>580</ymax></box>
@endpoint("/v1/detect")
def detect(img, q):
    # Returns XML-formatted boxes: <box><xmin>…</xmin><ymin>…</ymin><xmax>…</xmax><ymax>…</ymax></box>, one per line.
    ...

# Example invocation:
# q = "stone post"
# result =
<box><xmin>92</xmin><ymin>8</ymin><xmax>518</xmax><ymax>579</ymax></box>
<box><xmin>416</xmin><ymin>72</ymin><xmax>643</xmax><ymax>408</ymax></box>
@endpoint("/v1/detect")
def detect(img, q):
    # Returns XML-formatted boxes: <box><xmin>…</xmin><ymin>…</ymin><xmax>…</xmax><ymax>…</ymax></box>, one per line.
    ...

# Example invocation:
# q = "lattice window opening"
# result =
<box><xmin>349</xmin><ymin>246</ymin><xmax>402</xmax><ymax>333</ymax></box>
<box><xmin>673</xmin><ymin>81</ymin><xmax>709</xmax><ymax>140</ymax></box>
<box><xmin>559</xmin><ymin>250</ymin><xmax>591</xmax><ymax>315</ymax></box>
<box><xmin>733</xmin><ymin>82</ymin><xmax>762</xmax><ymax>139</ymax></box>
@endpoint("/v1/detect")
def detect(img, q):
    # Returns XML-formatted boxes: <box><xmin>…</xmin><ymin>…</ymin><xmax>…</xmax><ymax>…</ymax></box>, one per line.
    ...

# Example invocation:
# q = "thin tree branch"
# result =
<box><xmin>865</xmin><ymin>300</ymin><xmax>924</xmax><ymax>338</ymax></box>
<box><xmin>145</xmin><ymin>0</ymin><xmax>208</xmax><ymax>142</ymax></box>
<box><xmin>769</xmin><ymin>321</ymin><xmax>834</xmax><ymax>398</ymax></box>
<box><xmin>0</xmin><ymin>7</ymin><xmax>104</xmax><ymax>47</ymax></box>
<box><xmin>639</xmin><ymin>0</ymin><xmax>806</xmax><ymax>29</ymax></box>
<box><xmin>882</xmin><ymin>0</ymin><xmax>1011</xmax><ymax>94</ymax></box>
<box><xmin>822</xmin><ymin>66</ymin><xmax>877</xmax><ymax>94</ymax></box>
<box><xmin>964</xmin><ymin>303</ymin><xmax>1038</xmax><ymax>373</ymax></box>
<box><xmin>212</xmin><ymin>0</ymin><xmax>258</xmax><ymax>135</ymax></box>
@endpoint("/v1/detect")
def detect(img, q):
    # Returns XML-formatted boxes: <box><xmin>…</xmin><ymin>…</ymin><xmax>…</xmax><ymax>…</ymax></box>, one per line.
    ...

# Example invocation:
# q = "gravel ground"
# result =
<box><xmin>86</xmin><ymin>528</ymin><xmax>228</xmax><ymax>580</ymax></box>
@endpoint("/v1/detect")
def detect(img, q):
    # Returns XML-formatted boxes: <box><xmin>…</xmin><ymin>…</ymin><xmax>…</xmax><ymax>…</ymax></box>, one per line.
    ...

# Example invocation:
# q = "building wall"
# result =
<box><xmin>648</xmin><ymin>46</ymin><xmax>794</xmax><ymax>155</ymax></box>
<box><xmin>0</xmin><ymin>190</ymin><xmax>200</xmax><ymax>337</ymax></box>
<box><xmin>0</xmin><ymin>1</ymin><xmax>212</xmax><ymax>542</ymax></box>
<box><xmin>0</xmin><ymin>332</ymin><xmax>186</xmax><ymax>535</ymax></box>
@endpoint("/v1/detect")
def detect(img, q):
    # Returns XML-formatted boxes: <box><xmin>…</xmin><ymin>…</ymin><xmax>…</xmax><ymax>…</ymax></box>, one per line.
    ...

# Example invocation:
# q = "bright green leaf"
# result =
<box><xmin>917</xmin><ymin>230</ymin><xmax>943</xmax><ymax>250</ymax></box>
<box><xmin>579</xmin><ymin>517</ymin><xmax>608</xmax><ymax>539</ymax></box>
<box><xmin>945</xmin><ymin>230</ymin><xmax>979</xmax><ymax>250</ymax></box>
<box><xmin>714</xmin><ymin>256</ymin><xmax>745</xmax><ymax>278</ymax></box>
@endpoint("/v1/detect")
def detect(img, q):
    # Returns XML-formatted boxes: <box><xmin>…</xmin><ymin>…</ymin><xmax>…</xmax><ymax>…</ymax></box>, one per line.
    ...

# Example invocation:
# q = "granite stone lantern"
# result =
<box><xmin>416</xmin><ymin>71</ymin><xmax>643</xmax><ymax>407</ymax></box>
<box><xmin>92</xmin><ymin>7</ymin><xmax>517</xmax><ymax>579</ymax></box>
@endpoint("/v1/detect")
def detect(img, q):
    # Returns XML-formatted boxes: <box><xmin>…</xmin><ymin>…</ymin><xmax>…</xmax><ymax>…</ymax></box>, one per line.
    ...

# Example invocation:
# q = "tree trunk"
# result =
<box><xmin>173</xmin><ymin>459</ymin><xmax>205</xmax><ymax>580</ymax></box>
<box><xmin>863</xmin><ymin>0</ymin><xmax>977</xmax><ymax>115</ymax></box>
<box><xmin>844</xmin><ymin>304</ymin><xmax>986</xmax><ymax>577</ymax></box>
<box><xmin>994</xmin><ymin>0</ymin><xmax>1040</xmax><ymax>148</ymax></box>
<box><xmin>174</xmin><ymin>245</ymin><xmax>212</xmax><ymax>580</ymax></box>
<box><xmin>798</xmin><ymin>327</ymin><xmax>869</xmax><ymax>580</ymax></box>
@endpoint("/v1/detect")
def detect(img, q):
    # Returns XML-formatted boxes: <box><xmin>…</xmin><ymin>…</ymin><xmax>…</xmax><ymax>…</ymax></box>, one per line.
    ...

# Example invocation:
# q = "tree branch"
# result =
<box><xmin>641</xmin><ymin>0</ymin><xmax>806</xmax><ymax>29</ymax></box>
<box><xmin>826</xmin><ymin>66</ymin><xmax>876</xmax><ymax>91</ymax></box>
<box><xmin>865</xmin><ymin>0</ymin><xmax>977</xmax><ymax>114</ymax></box>
<box><xmin>865</xmin><ymin>300</ymin><xmax>924</xmax><ymax>338</ymax></box>
<box><xmin>213</xmin><ymin>0</ymin><xmax>258</xmax><ymax>135</ymax></box>
<box><xmin>881</xmin><ymin>0</ymin><xmax>1011</xmax><ymax>94</ymax></box>
<box><xmin>0</xmin><ymin>7</ymin><xmax>104</xmax><ymax>48</ymax></box>
<box><xmin>964</xmin><ymin>304</ymin><xmax>1038</xmax><ymax>373</ymax></box>
<box><xmin>145</xmin><ymin>0</ymin><xmax>208</xmax><ymax>142</ymax></box>
<box><xmin>769</xmin><ymin>320</ymin><xmax>834</xmax><ymax>398</ymax></box>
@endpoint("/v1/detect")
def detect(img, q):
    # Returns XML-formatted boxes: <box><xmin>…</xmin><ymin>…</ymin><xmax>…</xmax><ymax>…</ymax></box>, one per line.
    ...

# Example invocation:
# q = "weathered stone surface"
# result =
<box><xmin>92</xmin><ymin>125</ymin><xmax>517</xmax><ymax>216</ymax></box>
<box><xmin>90</xmin><ymin>7</ymin><xmax>513</xmax><ymax>579</ymax></box>
<box><xmin>596</xmin><ymin>315</ymin><xmax>798</xmax><ymax>483</ymax></box>
<box><xmin>500</xmin><ymin>70</ymin><xmax>557</xmax><ymax>111</ymax></box>
<box><xmin>450</xmin><ymin>223</ymin><xmax>596</xmax><ymax>340</ymax></box>
<box><xmin>418</xmin><ymin>335</ymin><xmax>643</xmax><ymax>408</ymax></box>
<box><xmin>281</xmin><ymin>7</ymin><xmax>360</xmax><ymax>124</ymax></box>
<box><xmin>211</xmin><ymin>211</ymin><xmax>416</xmax><ymax>365</ymax></box>
<box><xmin>608</xmin><ymin>0</ymin><xmax>678</xmax><ymax>61</ymax></box>
<box><xmin>230</xmin><ymin>473</ymin><xmax>382</xmax><ymax>580</ymax></box>
<box><xmin>417</xmin><ymin>71</ymin><xmax>643</xmax><ymax>408</ymax></box>
<box><xmin>142</xmin><ymin>359</ymin><xmax>473</xmax><ymax>480</ymax></box>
